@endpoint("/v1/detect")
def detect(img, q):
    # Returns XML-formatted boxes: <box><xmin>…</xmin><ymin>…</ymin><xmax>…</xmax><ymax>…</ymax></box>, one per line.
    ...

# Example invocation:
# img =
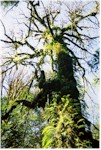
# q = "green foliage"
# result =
<box><xmin>91</xmin><ymin>123</ymin><xmax>99</xmax><ymax>140</ymax></box>
<box><xmin>1</xmin><ymin>99</ymin><xmax>45</xmax><ymax>148</ymax></box>
<box><xmin>42</xmin><ymin>125</ymin><xmax>54</xmax><ymax>148</ymax></box>
<box><xmin>93</xmin><ymin>77</ymin><xmax>100</xmax><ymax>85</ymax></box>
<box><xmin>42</xmin><ymin>95</ymin><xmax>92</xmax><ymax>148</ymax></box>
<box><xmin>0</xmin><ymin>1</ymin><xmax>19</xmax><ymax>8</ymax></box>
<box><xmin>1</xmin><ymin>97</ymin><xmax>8</xmax><ymax>117</ymax></box>
<box><xmin>1</xmin><ymin>79</ymin><xmax>45</xmax><ymax>148</ymax></box>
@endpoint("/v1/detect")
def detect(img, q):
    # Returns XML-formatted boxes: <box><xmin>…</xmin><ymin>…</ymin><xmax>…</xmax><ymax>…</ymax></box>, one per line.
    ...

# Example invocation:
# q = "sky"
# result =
<box><xmin>0</xmin><ymin>0</ymin><xmax>100</xmax><ymax>125</ymax></box>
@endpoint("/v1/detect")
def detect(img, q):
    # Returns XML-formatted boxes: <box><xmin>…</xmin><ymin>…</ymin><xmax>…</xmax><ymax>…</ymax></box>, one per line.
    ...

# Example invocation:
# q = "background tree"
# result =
<box><xmin>0</xmin><ymin>0</ymin><xmax>99</xmax><ymax>148</ymax></box>
<box><xmin>1</xmin><ymin>71</ymin><xmax>45</xmax><ymax>148</ymax></box>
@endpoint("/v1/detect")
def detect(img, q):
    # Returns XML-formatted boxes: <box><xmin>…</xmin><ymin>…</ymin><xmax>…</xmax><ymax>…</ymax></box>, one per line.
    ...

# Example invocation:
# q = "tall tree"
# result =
<box><xmin>0</xmin><ymin>0</ymin><xmax>99</xmax><ymax>148</ymax></box>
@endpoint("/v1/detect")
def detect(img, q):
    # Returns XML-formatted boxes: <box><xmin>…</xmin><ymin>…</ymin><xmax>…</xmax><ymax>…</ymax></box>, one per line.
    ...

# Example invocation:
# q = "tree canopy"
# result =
<box><xmin>0</xmin><ymin>0</ymin><xmax>99</xmax><ymax>148</ymax></box>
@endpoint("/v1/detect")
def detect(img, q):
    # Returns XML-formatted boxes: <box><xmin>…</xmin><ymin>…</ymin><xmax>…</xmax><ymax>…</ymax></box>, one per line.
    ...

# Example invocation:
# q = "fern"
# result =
<box><xmin>42</xmin><ymin>95</ymin><xmax>92</xmax><ymax>148</ymax></box>
<box><xmin>42</xmin><ymin>125</ymin><xmax>54</xmax><ymax>148</ymax></box>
